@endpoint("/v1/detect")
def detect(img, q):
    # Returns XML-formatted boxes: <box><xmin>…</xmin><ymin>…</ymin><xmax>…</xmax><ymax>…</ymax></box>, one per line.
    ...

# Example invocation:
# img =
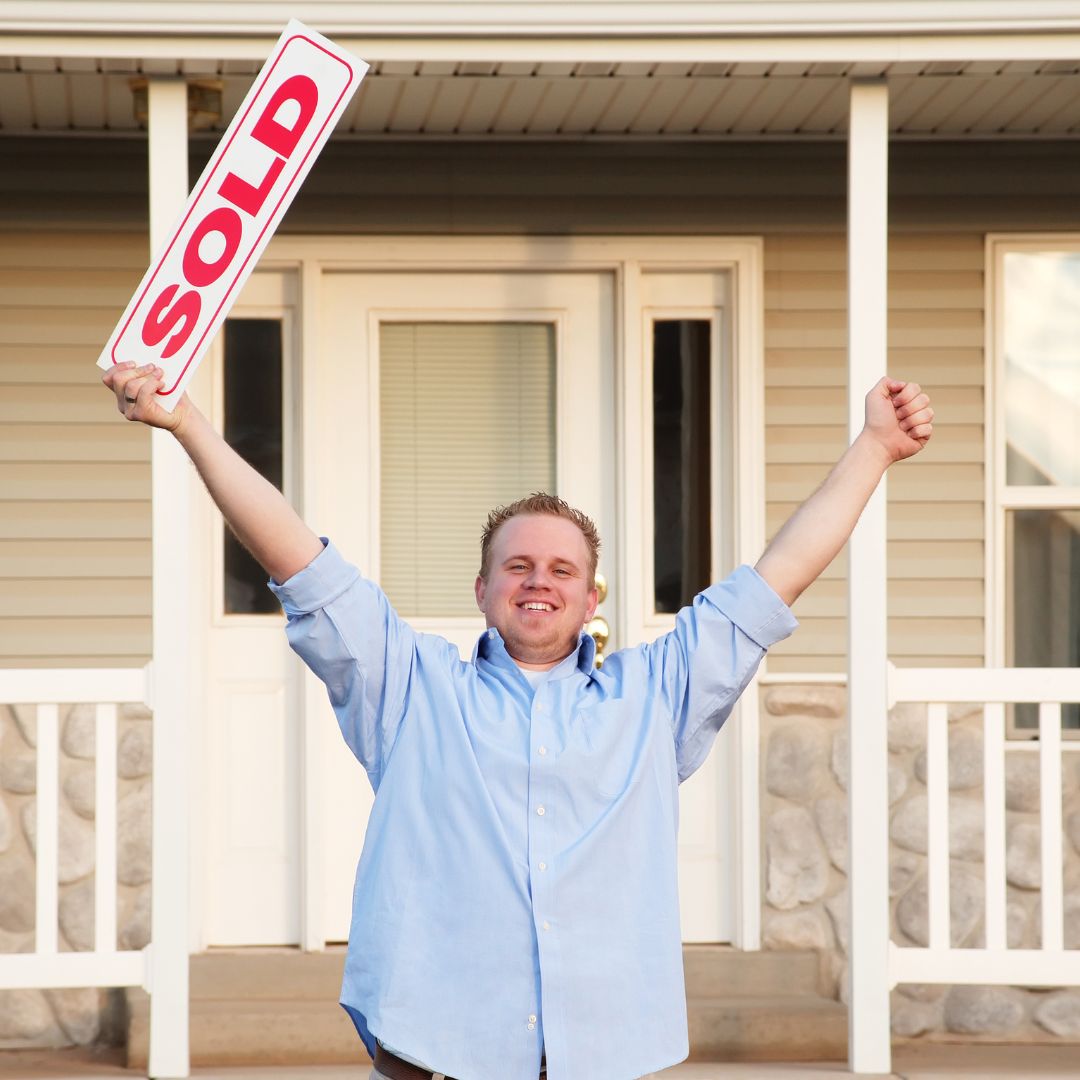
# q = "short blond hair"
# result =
<box><xmin>480</xmin><ymin>492</ymin><xmax>600</xmax><ymax>585</ymax></box>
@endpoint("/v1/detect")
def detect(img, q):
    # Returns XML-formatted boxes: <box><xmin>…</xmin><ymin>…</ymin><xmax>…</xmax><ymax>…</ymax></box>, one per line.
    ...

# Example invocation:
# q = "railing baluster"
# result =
<box><xmin>1039</xmin><ymin>702</ymin><xmax>1064</xmax><ymax>952</ymax></box>
<box><xmin>35</xmin><ymin>704</ymin><xmax>60</xmax><ymax>955</ymax></box>
<box><xmin>95</xmin><ymin>704</ymin><xmax>119</xmax><ymax>953</ymax></box>
<box><xmin>983</xmin><ymin>703</ymin><xmax>1007</xmax><ymax>949</ymax></box>
<box><xmin>926</xmin><ymin>702</ymin><xmax>950</xmax><ymax>950</ymax></box>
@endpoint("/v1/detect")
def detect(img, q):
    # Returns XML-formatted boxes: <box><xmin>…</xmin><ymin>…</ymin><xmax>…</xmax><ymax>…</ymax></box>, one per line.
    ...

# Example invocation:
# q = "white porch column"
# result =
<box><xmin>147</xmin><ymin>78</ymin><xmax>191</xmax><ymax>1080</ymax></box>
<box><xmin>846</xmin><ymin>79</ymin><xmax>892</xmax><ymax>1075</ymax></box>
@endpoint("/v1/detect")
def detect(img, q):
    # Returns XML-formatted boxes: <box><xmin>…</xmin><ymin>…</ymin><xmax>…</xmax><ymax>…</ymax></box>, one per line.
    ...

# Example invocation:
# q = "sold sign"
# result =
<box><xmin>98</xmin><ymin>21</ymin><xmax>366</xmax><ymax>409</ymax></box>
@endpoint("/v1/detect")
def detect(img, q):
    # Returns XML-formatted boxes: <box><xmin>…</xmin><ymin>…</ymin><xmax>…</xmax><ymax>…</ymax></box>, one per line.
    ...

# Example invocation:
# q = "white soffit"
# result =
<box><xmin>2</xmin><ymin>60</ymin><xmax>1080</xmax><ymax>138</ymax></box>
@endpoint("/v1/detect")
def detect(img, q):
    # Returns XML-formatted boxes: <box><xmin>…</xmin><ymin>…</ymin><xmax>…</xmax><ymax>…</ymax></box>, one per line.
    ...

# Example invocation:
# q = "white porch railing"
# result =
<box><xmin>0</xmin><ymin>666</ymin><xmax>182</xmax><ymax>1074</ymax></box>
<box><xmin>885</xmin><ymin>665</ymin><xmax>1080</xmax><ymax>991</ymax></box>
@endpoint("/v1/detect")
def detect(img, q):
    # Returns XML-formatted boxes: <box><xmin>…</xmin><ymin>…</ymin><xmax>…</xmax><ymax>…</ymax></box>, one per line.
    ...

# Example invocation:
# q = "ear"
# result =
<box><xmin>475</xmin><ymin>574</ymin><xmax>487</xmax><ymax>613</ymax></box>
<box><xmin>584</xmin><ymin>586</ymin><xmax>599</xmax><ymax>624</ymax></box>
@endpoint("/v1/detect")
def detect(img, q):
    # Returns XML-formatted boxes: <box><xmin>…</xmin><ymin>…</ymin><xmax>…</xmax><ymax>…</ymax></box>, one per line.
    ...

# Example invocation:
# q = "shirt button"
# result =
<box><xmin>538</xmin><ymin>862</ymin><xmax>547</xmax><ymax>871</ymax></box>
<box><xmin>528</xmin><ymin>1022</ymin><xmax>535</xmax><ymax>1030</ymax></box>
<box><xmin>538</xmin><ymin>745</ymin><xmax>547</xmax><ymax>756</ymax></box>
<box><xmin>542</xmin><ymin>921</ymin><xmax>551</xmax><ymax>931</ymax></box>
<box><xmin>488</xmin><ymin>629</ymin><xmax>496</xmax><ymax>639</ymax></box>
<box><xmin>529</xmin><ymin>1014</ymin><xmax>537</xmax><ymax>1023</ymax></box>
<box><xmin>536</xmin><ymin>805</ymin><xmax>545</xmax><ymax>816</ymax></box>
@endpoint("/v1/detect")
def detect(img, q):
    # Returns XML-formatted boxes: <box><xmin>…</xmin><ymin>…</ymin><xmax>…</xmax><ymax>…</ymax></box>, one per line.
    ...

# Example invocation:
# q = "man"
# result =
<box><xmin>103</xmin><ymin>364</ymin><xmax>932</xmax><ymax>1080</ymax></box>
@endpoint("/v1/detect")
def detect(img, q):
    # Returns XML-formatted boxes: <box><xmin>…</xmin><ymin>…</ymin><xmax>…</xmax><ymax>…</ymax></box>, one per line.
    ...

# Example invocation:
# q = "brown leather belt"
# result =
<box><xmin>374</xmin><ymin>1044</ymin><xmax>460</xmax><ymax>1080</ymax></box>
<box><xmin>374</xmin><ymin>1043</ymin><xmax>546</xmax><ymax>1080</ymax></box>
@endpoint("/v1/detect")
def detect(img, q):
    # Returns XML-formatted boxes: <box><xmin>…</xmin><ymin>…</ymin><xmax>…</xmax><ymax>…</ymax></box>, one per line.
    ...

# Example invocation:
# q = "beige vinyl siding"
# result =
<box><xmin>764</xmin><ymin>232</ymin><xmax>985</xmax><ymax>673</ymax></box>
<box><xmin>0</xmin><ymin>232</ymin><xmax>151</xmax><ymax>667</ymax></box>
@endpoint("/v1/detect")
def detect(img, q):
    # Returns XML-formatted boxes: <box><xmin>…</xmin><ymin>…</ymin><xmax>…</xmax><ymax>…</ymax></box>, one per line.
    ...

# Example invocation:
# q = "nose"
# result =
<box><xmin>523</xmin><ymin>566</ymin><xmax>552</xmax><ymax>589</ymax></box>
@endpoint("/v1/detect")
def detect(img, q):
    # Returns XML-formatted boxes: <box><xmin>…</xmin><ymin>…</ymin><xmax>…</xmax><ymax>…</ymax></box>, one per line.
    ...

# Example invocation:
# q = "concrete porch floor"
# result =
<box><xmin>2</xmin><ymin>1045</ymin><xmax>1080</xmax><ymax>1079</ymax></box>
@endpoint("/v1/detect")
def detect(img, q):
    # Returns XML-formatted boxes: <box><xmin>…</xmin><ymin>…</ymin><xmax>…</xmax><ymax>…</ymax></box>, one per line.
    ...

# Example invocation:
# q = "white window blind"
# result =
<box><xmin>380</xmin><ymin>321</ymin><xmax>556</xmax><ymax>616</ymax></box>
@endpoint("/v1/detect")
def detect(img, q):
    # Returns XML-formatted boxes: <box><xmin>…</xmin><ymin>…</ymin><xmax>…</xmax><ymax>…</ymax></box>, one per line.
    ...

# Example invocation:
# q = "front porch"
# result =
<box><xmin>6</xmin><ymin>1043</ymin><xmax>1080</xmax><ymax>1079</ymax></box>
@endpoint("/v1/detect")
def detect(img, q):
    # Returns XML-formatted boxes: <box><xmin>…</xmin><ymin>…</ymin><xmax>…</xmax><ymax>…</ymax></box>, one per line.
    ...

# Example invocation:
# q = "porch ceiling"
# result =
<box><xmin>2</xmin><ymin>58</ymin><xmax>1080</xmax><ymax>138</ymax></box>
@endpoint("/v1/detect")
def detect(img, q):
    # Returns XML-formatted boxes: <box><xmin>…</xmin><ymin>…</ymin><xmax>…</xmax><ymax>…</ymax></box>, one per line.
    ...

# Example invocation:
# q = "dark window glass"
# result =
<box><xmin>1010</xmin><ymin>508</ymin><xmax>1080</xmax><ymax>730</ymax></box>
<box><xmin>653</xmin><ymin>319</ymin><xmax>711</xmax><ymax>614</ymax></box>
<box><xmin>223</xmin><ymin>319</ymin><xmax>283</xmax><ymax>615</ymax></box>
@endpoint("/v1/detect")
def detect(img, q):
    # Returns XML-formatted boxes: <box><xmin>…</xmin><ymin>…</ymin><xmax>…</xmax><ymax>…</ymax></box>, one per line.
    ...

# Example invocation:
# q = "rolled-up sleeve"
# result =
<box><xmin>648</xmin><ymin>564</ymin><xmax>798</xmax><ymax>782</ymax></box>
<box><xmin>268</xmin><ymin>539</ymin><xmax>417</xmax><ymax>788</ymax></box>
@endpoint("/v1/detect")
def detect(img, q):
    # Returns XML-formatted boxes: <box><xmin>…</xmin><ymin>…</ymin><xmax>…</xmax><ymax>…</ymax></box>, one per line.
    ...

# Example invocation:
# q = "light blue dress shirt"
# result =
<box><xmin>270</xmin><ymin>540</ymin><xmax>797</xmax><ymax>1080</ymax></box>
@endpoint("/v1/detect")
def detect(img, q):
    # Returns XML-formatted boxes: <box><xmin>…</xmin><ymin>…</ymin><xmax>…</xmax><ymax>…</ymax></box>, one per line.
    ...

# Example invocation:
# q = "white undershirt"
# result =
<box><xmin>519</xmin><ymin>666</ymin><xmax>551</xmax><ymax>689</ymax></box>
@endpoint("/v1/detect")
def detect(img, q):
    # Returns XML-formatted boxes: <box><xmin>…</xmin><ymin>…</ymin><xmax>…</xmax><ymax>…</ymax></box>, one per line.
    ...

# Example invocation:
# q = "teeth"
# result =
<box><xmin>522</xmin><ymin>602</ymin><xmax>553</xmax><ymax>611</ymax></box>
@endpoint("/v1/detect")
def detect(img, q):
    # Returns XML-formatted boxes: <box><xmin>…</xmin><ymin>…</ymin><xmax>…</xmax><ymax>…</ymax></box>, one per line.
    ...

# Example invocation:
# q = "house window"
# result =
<box><xmin>994</xmin><ymin>245</ymin><xmax>1080</xmax><ymax>732</ymax></box>
<box><xmin>379</xmin><ymin>321</ymin><xmax>556</xmax><ymax>617</ymax></box>
<box><xmin>222</xmin><ymin>318</ymin><xmax>284</xmax><ymax>615</ymax></box>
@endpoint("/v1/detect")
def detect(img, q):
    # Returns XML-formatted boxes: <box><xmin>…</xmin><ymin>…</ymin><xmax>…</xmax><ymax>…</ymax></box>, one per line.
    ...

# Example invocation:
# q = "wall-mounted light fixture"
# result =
<box><xmin>130</xmin><ymin>78</ymin><xmax>224</xmax><ymax>131</ymax></box>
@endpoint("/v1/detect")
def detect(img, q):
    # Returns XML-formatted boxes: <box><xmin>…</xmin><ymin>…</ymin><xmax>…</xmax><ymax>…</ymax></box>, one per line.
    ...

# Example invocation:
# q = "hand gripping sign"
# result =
<box><xmin>97</xmin><ymin>21</ymin><xmax>367</xmax><ymax>410</ymax></box>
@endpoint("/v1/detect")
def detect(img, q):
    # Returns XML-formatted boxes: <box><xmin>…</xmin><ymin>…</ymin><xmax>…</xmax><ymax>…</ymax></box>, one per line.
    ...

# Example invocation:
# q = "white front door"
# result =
<box><xmin>313</xmin><ymin>270</ymin><xmax>616</xmax><ymax>941</ymax></box>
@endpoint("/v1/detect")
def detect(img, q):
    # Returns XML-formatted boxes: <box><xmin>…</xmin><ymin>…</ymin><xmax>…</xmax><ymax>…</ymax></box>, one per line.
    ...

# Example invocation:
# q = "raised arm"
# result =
<box><xmin>103</xmin><ymin>362</ymin><xmax>323</xmax><ymax>583</ymax></box>
<box><xmin>754</xmin><ymin>377</ymin><xmax>933</xmax><ymax>607</ymax></box>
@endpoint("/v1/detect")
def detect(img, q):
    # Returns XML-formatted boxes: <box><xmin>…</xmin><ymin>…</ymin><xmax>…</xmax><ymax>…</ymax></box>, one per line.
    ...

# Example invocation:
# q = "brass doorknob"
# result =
<box><xmin>594</xmin><ymin>572</ymin><xmax>608</xmax><ymax>604</ymax></box>
<box><xmin>587</xmin><ymin>615</ymin><xmax>610</xmax><ymax>666</ymax></box>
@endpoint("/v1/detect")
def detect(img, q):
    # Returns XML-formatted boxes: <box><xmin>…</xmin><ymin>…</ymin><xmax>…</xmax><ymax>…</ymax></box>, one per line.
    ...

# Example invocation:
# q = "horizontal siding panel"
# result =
<box><xmin>765</xmin><ymin>309</ymin><xmax>983</xmax><ymax>351</ymax></box>
<box><xmin>766</xmin><ymin>349</ymin><xmax>984</xmax><ymax>387</ymax></box>
<box><xmin>0</xmin><ymin>232</ymin><xmax>145</xmax><ymax>270</ymax></box>
<box><xmin>765</xmin><ymin>270</ymin><xmax>983</xmax><ymax>311</ymax></box>
<box><xmin>766</xmin><ymin>463</ymin><xmax>983</xmax><ymax>503</ymax></box>
<box><xmin>767</xmin><ymin>501</ymin><xmax>985</xmax><ymax>541</ymax></box>
<box><xmin>0</xmin><ymin>617</ymin><xmax>152</xmax><ymax>659</ymax></box>
<box><xmin>0</xmin><ymin>424</ymin><xmax>149</xmax><ymax>463</ymax></box>
<box><xmin>0</xmin><ymin>386</ymin><xmax>129</xmax><ymax>423</ymax></box>
<box><xmin>765</xmin><ymin>424</ymin><xmax>981</xmax><ymax>465</ymax></box>
<box><xmin>0</xmin><ymin>655</ymin><xmax>150</xmax><ymax>669</ymax></box>
<box><xmin>0</xmin><ymin>347</ymin><xmax>113</xmax><ymax>385</ymax></box>
<box><xmin>766</xmin><ymin>387</ymin><xmax>983</xmax><ymax>426</ymax></box>
<box><xmin>0</xmin><ymin>500</ymin><xmax>151</xmax><ymax>540</ymax></box>
<box><xmin>0</xmin><ymin>309</ymin><xmax>120</xmax><ymax>347</ymax></box>
<box><xmin>0</xmin><ymin>540</ymin><xmax>151</xmax><ymax>579</ymax></box>
<box><xmin>0</xmin><ymin>463</ymin><xmax>150</xmax><ymax>500</ymax></box>
<box><xmin>0</xmin><ymin>578</ymin><xmax>150</xmax><ymax>618</ymax></box>
<box><xmin>764</xmin><ymin>234</ymin><xmax>983</xmax><ymax>273</ymax></box>
<box><xmin>767</xmin><ymin>617</ymin><xmax>984</xmax><ymax>657</ymax></box>
<box><xmin>789</xmin><ymin>578</ymin><xmax>984</xmax><ymax>619</ymax></box>
<box><xmin>0</xmin><ymin>269</ymin><xmax>142</xmax><ymax>308</ymax></box>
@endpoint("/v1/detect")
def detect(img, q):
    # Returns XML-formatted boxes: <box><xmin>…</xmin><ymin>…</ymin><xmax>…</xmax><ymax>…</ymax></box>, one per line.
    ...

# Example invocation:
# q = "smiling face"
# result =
<box><xmin>475</xmin><ymin>513</ymin><xmax>599</xmax><ymax>670</ymax></box>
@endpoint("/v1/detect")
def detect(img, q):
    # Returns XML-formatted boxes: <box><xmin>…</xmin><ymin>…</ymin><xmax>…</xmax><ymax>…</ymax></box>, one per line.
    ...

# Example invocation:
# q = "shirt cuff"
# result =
<box><xmin>266</xmin><ymin>538</ymin><xmax>361</xmax><ymax>616</ymax></box>
<box><xmin>701</xmin><ymin>564</ymin><xmax>799</xmax><ymax>649</ymax></box>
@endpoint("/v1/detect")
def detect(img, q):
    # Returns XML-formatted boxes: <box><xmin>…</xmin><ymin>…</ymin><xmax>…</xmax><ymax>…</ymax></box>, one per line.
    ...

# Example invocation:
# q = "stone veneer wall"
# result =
<box><xmin>762</xmin><ymin>682</ymin><xmax>1080</xmax><ymax>1041</ymax></box>
<box><xmin>0</xmin><ymin>703</ymin><xmax>152</xmax><ymax>1048</ymax></box>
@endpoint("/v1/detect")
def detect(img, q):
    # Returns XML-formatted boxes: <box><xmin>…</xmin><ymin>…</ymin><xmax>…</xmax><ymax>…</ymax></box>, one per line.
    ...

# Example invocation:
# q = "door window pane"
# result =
<box><xmin>380</xmin><ymin>322</ymin><xmax>556</xmax><ymax>617</ymax></box>
<box><xmin>1008</xmin><ymin>508</ymin><xmax>1080</xmax><ymax>729</ymax></box>
<box><xmin>223</xmin><ymin>319</ymin><xmax>283</xmax><ymax>615</ymax></box>
<box><xmin>652</xmin><ymin>319</ymin><xmax>711</xmax><ymax>614</ymax></box>
<box><xmin>1003</xmin><ymin>252</ymin><xmax>1080</xmax><ymax>486</ymax></box>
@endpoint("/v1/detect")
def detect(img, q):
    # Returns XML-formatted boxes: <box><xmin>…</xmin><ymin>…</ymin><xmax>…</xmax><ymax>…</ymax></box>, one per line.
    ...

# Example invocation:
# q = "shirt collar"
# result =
<box><xmin>473</xmin><ymin>626</ymin><xmax>597</xmax><ymax>680</ymax></box>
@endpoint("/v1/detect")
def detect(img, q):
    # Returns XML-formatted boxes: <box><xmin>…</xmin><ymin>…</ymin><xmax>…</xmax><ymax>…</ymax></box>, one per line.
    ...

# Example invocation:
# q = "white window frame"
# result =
<box><xmin>641</xmin><ymin>301</ymin><xmax>732</xmax><ymax>637</ymax></box>
<box><xmin>986</xmin><ymin>234</ymin><xmax>1080</xmax><ymax>739</ymax></box>
<box><xmin>248</xmin><ymin>233</ymin><xmax>766</xmax><ymax>949</ymax></box>
<box><xmin>209</xmin><ymin>274</ymin><xmax>299</xmax><ymax>628</ymax></box>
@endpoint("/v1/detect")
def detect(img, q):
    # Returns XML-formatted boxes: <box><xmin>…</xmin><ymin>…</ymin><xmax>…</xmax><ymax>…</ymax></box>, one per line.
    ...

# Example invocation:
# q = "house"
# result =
<box><xmin>1</xmin><ymin>2</ymin><xmax>1079</xmax><ymax>1076</ymax></box>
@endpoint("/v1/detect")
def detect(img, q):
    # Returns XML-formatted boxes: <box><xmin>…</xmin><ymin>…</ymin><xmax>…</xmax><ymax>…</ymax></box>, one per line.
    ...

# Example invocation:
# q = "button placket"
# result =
<box><xmin>530</xmin><ymin>686</ymin><xmax>556</xmax><ymax>949</ymax></box>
